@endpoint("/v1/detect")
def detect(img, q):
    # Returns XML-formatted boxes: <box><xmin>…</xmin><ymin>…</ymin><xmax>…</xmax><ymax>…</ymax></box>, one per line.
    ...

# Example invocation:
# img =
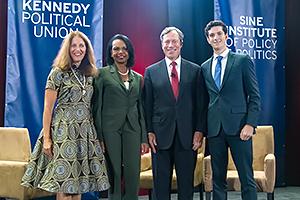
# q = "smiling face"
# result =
<box><xmin>111</xmin><ymin>39</ymin><xmax>129</xmax><ymax>65</ymax></box>
<box><xmin>69</xmin><ymin>35</ymin><xmax>86</xmax><ymax>65</ymax></box>
<box><xmin>206</xmin><ymin>26</ymin><xmax>228</xmax><ymax>54</ymax></box>
<box><xmin>161</xmin><ymin>30</ymin><xmax>182</xmax><ymax>61</ymax></box>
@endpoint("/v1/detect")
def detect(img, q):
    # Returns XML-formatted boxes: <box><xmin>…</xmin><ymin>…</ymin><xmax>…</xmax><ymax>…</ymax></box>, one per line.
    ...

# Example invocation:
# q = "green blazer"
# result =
<box><xmin>92</xmin><ymin>65</ymin><xmax>147</xmax><ymax>143</ymax></box>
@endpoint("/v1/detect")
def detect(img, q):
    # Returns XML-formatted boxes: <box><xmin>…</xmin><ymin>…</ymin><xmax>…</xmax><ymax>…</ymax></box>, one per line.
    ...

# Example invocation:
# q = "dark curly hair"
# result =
<box><xmin>204</xmin><ymin>20</ymin><xmax>228</xmax><ymax>37</ymax></box>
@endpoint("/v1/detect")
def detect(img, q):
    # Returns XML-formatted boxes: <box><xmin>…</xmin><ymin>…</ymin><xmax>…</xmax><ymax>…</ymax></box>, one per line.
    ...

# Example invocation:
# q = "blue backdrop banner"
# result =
<box><xmin>6</xmin><ymin>0</ymin><xmax>103</xmax><ymax>141</ymax></box>
<box><xmin>5</xmin><ymin>0</ymin><xmax>103</xmax><ymax>198</ymax></box>
<box><xmin>214</xmin><ymin>0</ymin><xmax>285</xmax><ymax>186</ymax></box>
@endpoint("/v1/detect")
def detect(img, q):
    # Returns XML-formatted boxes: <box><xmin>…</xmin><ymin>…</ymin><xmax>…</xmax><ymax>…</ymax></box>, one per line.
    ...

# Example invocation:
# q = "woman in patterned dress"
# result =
<box><xmin>21</xmin><ymin>31</ymin><xmax>110</xmax><ymax>200</ymax></box>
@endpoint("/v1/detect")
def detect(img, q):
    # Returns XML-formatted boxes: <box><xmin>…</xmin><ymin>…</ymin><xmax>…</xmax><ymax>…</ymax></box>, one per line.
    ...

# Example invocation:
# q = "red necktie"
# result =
<box><xmin>171</xmin><ymin>61</ymin><xmax>179</xmax><ymax>99</ymax></box>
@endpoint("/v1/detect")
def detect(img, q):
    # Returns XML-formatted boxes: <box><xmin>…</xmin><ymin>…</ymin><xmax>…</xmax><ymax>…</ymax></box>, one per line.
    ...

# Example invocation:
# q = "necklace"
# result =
<box><xmin>71</xmin><ymin>67</ymin><xmax>86</xmax><ymax>95</ymax></box>
<box><xmin>118</xmin><ymin>69</ymin><xmax>129</xmax><ymax>76</ymax></box>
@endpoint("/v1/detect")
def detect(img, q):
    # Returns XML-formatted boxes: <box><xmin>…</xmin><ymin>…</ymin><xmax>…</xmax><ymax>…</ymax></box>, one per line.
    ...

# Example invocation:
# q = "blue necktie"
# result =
<box><xmin>214</xmin><ymin>56</ymin><xmax>223</xmax><ymax>90</ymax></box>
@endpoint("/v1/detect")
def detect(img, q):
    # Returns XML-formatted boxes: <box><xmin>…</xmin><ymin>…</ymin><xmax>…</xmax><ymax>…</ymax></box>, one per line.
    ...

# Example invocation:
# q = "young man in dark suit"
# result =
<box><xmin>201</xmin><ymin>20</ymin><xmax>261</xmax><ymax>200</ymax></box>
<box><xmin>143</xmin><ymin>27</ymin><xmax>207</xmax><ymax>200</ymax></box>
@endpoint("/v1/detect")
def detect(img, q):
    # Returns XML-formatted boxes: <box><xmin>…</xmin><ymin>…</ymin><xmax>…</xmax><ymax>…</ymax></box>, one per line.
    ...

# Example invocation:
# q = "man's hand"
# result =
<box><xmin>148</xmin><ymin>132</ymin><xmax>157</xmax><ymax>153</ymax></box>
<box><xmin>141</xmin><ymin>143</ymin><xmax>149</xmax><ymax>155</ymax></box>
<box><xmin>240</xmin><ymin>124</ymin><xmax>254</xmax><ymax>141</ymax></box>
<box><xmin>192</xmin><ymin>131</ymin><xmax>204</xmax><ymax>151</ymax></box>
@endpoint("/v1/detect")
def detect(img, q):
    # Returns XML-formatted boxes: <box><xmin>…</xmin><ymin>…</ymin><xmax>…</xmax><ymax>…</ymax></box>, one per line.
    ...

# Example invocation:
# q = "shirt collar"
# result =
<box><xmin>165</xmin><ymin>55</ymin><xmax>182</xmax><ymax>68</ymax></box>
<box><xmin>213</xmin><ymin>48</ymin><xmax>230</xmax><ymax>60</ymax></box>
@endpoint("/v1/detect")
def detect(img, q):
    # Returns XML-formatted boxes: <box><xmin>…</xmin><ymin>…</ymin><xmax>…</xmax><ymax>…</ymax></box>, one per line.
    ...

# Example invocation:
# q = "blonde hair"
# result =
<box><xmin>52</xmin><ymin>31</ymin><xmax>97</xmax><ymax>76</ymax></box>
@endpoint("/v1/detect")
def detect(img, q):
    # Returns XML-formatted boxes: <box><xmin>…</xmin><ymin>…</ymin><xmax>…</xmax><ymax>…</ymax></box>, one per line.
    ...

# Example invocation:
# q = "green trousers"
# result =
<box><xmin>103</xmin><ymin>120</ymin><xmax>141</xmax><ymax>200</ymax></box>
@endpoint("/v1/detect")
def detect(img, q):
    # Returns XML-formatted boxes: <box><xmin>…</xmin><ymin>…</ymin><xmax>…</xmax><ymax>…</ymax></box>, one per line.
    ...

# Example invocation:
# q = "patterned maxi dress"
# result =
<box><xmin>21</xmin><ymin>67</ymin><xmax>110</xmax><ymax>194</ymax></box>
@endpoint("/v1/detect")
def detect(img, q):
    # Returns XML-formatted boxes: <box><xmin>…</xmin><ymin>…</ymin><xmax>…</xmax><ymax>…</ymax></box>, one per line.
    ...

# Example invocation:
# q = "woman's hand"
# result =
<box><xmin>100</xmin><ymin>141</ymin><xmax>106</xmax><ymax>153</ymax></box>
<box><xmin>43</xmin><ymin>137</ymin><xmax>53</xmax><ymax>157</ymax></box>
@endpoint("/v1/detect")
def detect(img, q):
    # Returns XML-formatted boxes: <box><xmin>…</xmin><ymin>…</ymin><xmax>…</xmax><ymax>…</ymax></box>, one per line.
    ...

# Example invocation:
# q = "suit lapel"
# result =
<box><xmin>178</xmin><ymin>59</ymin><xmax>188</xmax><ymax>100</ymax></box>
<box><xmin>204</xmin><ymin>57</ymin><xmax>220</xmax><ymax>92</ymax></box>
<box><xmin>159</xmin><ymin>60</ymin><xmax>175</xmax><ymax>101</ymax></box>
<box><xmin>128</xmin><ymin>70</ymin><xmax>136</xmax><ymax>93</ymax></box>
<box><xmin>205</xmin><ymin>52</ymin><xmax>235</xmax><ymax>92</ymax></box>
<box><xmin>220</xmin><ymin>51</ymin><xmax>235</xmax><ymax>90</ymax></box>
<box><xmin>109</xmin><ymin>65</ymin><xmax>128</xmax><ymax>92</ymax></box>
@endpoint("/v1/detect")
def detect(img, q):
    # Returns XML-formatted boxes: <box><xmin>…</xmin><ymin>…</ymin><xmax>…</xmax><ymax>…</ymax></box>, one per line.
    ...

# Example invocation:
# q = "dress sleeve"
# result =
<box><xmin>45</xmin><ymin>67</ymin><xmax>63</xmax><ymax>91</ymax></box>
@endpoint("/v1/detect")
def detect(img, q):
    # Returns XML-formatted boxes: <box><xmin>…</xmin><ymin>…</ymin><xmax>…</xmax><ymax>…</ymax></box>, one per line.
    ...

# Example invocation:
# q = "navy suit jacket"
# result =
<box><xmin>143</xmin><ymin>58</ymin><xmax>207</xmax><ymax>150</ymax></box>
<box><xmin>201</xmin><ymin>51</ymin><xmax>261</xmax><ymax>137</ymax></box>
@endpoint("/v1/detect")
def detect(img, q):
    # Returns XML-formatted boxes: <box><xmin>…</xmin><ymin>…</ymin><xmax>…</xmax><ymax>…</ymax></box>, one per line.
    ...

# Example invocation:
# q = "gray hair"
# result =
<box><xmin>160</xmin><ymin>26</ymin><xmax>184</xmax><ymax>44</ymax></box>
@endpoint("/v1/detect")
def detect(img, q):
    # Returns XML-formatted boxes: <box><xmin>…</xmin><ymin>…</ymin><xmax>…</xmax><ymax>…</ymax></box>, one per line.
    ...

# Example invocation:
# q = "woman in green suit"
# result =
<box><xmin>93</xmin><ymin>34</ymin><xmax>148</xmax><ymax>200</ymax></box>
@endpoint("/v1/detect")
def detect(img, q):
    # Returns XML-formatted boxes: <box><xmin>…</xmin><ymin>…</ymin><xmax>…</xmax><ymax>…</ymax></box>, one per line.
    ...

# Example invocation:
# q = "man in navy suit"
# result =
<box><xmin>143</xmin><ymin>27</ymin><xmax>207</xmax><ymax>200</ymax></box>
<box><xmin>201</xmin><ymin>20</ymin><xmax>261</xmax><ymax>200</ymax></box>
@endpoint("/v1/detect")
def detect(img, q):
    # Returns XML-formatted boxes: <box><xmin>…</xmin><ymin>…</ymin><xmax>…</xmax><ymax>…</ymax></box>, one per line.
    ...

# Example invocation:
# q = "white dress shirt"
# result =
<box><xmin>211</xmin><ymin>48</ymin><xmax>230</xmax><ymax>84</ymax></box>
<box><xmin>165</xmin><ymin>56</ymin><xmax>181</xmax><ymax>83</ymax></box>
